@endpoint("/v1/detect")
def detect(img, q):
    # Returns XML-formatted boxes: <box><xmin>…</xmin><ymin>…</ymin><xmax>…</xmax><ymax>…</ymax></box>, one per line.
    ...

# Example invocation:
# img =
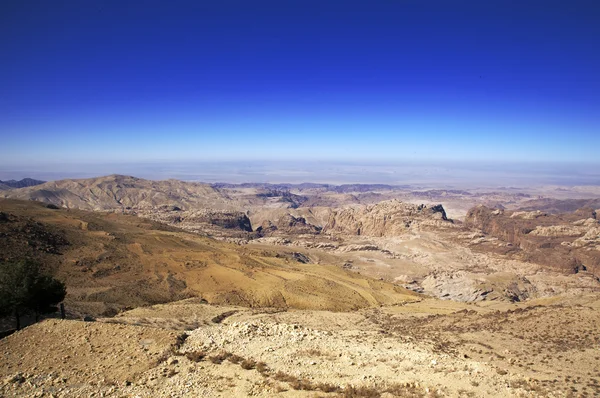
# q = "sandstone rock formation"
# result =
<box><xmin>465</xmin><ymin>205</ymin><xmax>600</xmax><ymax>275</ymax></box>
<box><xmin>323</xmin><ymin>200</ymin><xmax>452</xmax><ymax>237</ymax></box>
<box><xmin>141</xmin><ymin>206</ymin><xmax>253</xmax><ymax>232</ymax></box>
<box><xmin>256</xmin><ymin>214</ymin><xmax>321</xmax><ymax>236</ymax></box>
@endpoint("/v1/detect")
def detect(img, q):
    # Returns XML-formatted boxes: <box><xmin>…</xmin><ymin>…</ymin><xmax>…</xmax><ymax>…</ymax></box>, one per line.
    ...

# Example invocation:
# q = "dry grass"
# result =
<box><xmin>384</xmin><ymin>383</ymin><xmax>428</xmax><ymax>397</ymax></box>
<box><xmin>272</xmin><ymin>371</ymin><xmax>300</xmax><ymax>383</ymax></box>
<box><xmin>190</xmin><ymin>350</ymin><xmax>272</xmax><ymax>379</ymax></box>
<box><xmin>298</xmin><ymin>348</ymin><xmax>325</xmax><ymax>357</ymax></box>
<box><xmin>339</xmin><ymin>385</ymin><xmax>381</xmax><ymax>397</ymax></box>
<box><xmin>315</xmin><ymin>382</ymin><xmax>341</xmax><ymax>393</ymax></box>
<box><xmin>271</xmin><ymin>370</ymin><xmax>315</xmax><ymax>391</ymax></box>
<box><xmin>208</xmin><ymin>351</ymin><xmax>231</xmax><ymax>364</ymax></box>
<box><xmin>256</xmin><ymin>361</ymin><xmax>269</xmax><ymax>375</ymax></box>
<box><xmin>226</xmin><ymin>354</ymin><xmax>244</xmax><ymax>364</ymax></box>
<box><xmin>290</xmin><ymin>378</ymin><xmax>316</xmax><ymax>391</ymax></box>
<box><xmin>185</xmin><ymin>351</ymin><xmax>206</xmax><ymax>362</ymax></box>
<box><xmin>240</xmin><ymin>359</ymin><xmax>257</xmax><ymax>370</ymax></box>
<box><xmin>173</xmin><ymin>333</ymin><xmax>188</xmax><ymax>350</ymax></box>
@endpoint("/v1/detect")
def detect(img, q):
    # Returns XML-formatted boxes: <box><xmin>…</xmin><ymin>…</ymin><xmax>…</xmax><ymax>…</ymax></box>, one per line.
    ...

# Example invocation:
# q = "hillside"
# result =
<box><xmin>0</xmin><ymin>198</ymin><xmax>419</xmax><ymax>318</ymax></box>
<box><xmin>0</xmin><ymin>178</ymin><xmax>46</xmax><ymax>189</ymax></box>
<box><xmin>465</xmin><ymin>205</ymin><xmax>600</xmax><ymax>274</ymax></box>
<box><xmin>323</xmin><ymin>200</ymin><xmax>453</xmax><ymax>237</ymax></box>
<box><xmin>2</xmin><ymin>294</ymin><xmax>600</xmax><ymax>397</ymax></box>
<box><xmin>3</xmin><ymin>189</ymin><xmax>600</xmax><ymax>397</ymax></box>
<box><xmin>1</xmin><ymin>175</ymin><xmax>234</xmax><ymax>211</ymax></box>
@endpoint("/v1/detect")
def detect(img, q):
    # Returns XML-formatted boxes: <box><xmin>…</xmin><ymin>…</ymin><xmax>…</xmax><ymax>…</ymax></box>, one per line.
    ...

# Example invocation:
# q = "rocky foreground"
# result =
<box><xmin>2</xmin><ymin>295</ymin><xmax>600</xmax><ymax>397</ymax></box>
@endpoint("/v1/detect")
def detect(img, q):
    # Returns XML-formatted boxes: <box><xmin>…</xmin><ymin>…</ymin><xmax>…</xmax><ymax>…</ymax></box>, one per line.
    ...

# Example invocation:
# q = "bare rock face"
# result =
<box><xmin>184</xmin><ymin>211</ymin><xmax>253</xmax><ymax>231</ymax></box>
<box><xmin>570</xmin><ymin>227</ymin><xmax>600</xmax><ymax>248</ymax></box>
<box><xmin>464</xmin><ymin>205</ymin><xmax>600</xmax><ymax>275</ymax></box>
<box><xmin>465</xmin><ymin>206</ymin><xmax>539</xmax><ymax>246</ymax></box>
<box><xmin>256</xmin><ymin>214</ymin><xmax>321</xmax><ymax>236</ymax></box>
<box><xmin>323</xmin><ymin>200</ymin><xmax>452</xmax><ymax>237</ymax></box>
<box><xmin>141</xmin><ymin>207</ymin><xmax>253</xmax><ymax>232</ymax></box>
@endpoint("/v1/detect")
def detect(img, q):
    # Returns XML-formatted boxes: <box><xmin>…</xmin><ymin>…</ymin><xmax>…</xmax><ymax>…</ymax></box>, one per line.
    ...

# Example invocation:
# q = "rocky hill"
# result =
<box><xmin>0</xmin><ymin>198</ymin><xmax>418</xmax><ymax>318</ymax></box>
<box><xmin>1</xmin><ymin>175</ymin><xmax>233</xmax><ymax>211</ymax></box>
<box><xmin>323</xmin><ymin>200</ymin><xmax>452</xmax><ymax>237</ymax></box>
<box><xmin>0</xmin><ymin>178</ymin><xmax>46</xmax><ymax>189</ymax></box>
<box><xmin>4</xmin><ymin>184</ymin><xmax>600</xmax><ymax>397</ymax></box>
<box><xmin>256</xmin><ymin>214</ymin><xmax>322</xmax><ymax>236</ymax></box>
<box><xmin>137</xmin><ymin>205</ymin><xmax>254</xmax><ymax>238</ymax></box>
<box><xmin>465</xmin><ymin>205</ymin><xmax>600</xmax><ymax>274</ymax></box>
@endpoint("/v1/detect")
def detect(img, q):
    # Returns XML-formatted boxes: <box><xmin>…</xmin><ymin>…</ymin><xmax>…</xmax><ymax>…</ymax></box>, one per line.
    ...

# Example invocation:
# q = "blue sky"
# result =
<box><xmin>1</xmin><ymin>0</ymin><xmax>599</xmax><ymax>171</ymax></box>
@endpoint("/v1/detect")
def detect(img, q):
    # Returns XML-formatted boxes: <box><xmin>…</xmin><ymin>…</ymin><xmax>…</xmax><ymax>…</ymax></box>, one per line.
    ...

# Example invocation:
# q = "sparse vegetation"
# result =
<box><xmin>208</xmin><ymin>351</ymin><xmax>231</xmax><ymax>364</ymax></box>
<box><xmin>0</xmin><ymin>259</ymin><xmax>66</xmax><ymax>329</ymax></box>
<box><xmin>255</xmin><ymin>361</ymin><xmax>269</xmax><ymax>375</ymax></box>
<box><xmin>173</xmin><ymin>333</ymin><xmax>188</xmax><ymax>349</ymax></box>
<box><xmin>315</xmin><ymin>382</ymin><xmax>341</xmax><ymax>393</ymax></box>
<box><xmin>226</xmin><ymin>354</ymin><xmax>244</xmax><ymax>364</ymax></box>
<box><xmin>240</xmin><ymin>358</ymin><xmax>256</xmax><ymax>370</ymax></box>
<box><xmin>2</xmin><ymin>183</ymin><xmax>600</xmax><ymax>397</ymax></box>
<box><xmin>339</xmin><ymin>385</ymin><xmax>381</xmax><ymax>397</ymax></box>
<box><xmin>185</xmin><ymin>351</ymin><xmax>206</xmax><ymax>362</ymax></box>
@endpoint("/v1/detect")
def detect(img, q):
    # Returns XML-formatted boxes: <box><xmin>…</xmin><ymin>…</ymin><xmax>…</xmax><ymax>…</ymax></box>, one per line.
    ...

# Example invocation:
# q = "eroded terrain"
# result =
<box><xmin>3</xmin><ymin>295</ymin><xmax>600</xmax><ymax>397</ymax></box>
<box><xmin>2</xmin><ymin>175</ymin><xmax>600</xmax><ymax>397</ymax></box>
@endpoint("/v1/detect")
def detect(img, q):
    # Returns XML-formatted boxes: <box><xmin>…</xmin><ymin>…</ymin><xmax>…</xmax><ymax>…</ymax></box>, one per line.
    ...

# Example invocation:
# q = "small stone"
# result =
<box><xmin>167</xmin><ymin>357</ymin><xmax>178</xmax><ymax>365</ymax></box>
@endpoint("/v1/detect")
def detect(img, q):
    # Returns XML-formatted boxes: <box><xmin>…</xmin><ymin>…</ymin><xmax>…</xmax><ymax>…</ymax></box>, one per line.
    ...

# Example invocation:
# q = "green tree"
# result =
<box><xmin>0</xmin><ymin>260</ymin><xmax>66</xmax><ymax>329</ymax></box>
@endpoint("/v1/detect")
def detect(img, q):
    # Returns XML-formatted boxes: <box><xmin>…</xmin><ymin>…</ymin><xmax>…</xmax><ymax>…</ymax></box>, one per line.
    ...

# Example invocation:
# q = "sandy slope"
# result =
<box><xmin>2</xmin><ymin>295</ymin><xmax>600</xmax><ymax>397</ymax></box>
<box><xmin>0</xmin><ymin>199</ymin><xmax>419</xmax><ymax>318</ymax></box>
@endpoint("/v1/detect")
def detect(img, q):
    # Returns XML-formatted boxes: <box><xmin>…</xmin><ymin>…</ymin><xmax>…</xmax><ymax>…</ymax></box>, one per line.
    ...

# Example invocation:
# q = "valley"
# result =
<box><xmin>1</xmin><ymin>175</ymin><xmax>600</xmax><ymax>397</ymax></box>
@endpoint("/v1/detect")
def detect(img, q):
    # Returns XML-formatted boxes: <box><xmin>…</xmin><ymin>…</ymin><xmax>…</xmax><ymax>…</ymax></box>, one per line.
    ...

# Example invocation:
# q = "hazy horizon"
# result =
<box><xmin>1</xmin><ymin>160</ymin><xmax>599</xmax><ymax>188</ymax></box>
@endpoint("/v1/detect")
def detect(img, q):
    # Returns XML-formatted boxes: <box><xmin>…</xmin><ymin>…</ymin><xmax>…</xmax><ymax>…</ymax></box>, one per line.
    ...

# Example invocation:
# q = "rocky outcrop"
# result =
<box><xmin>255</xmin><ymin>190</ymin><xmax>308</xmax><ymax>209</ymax></box>
<box><xmin>323</xmin><ymin>200</ymin><xmax>452</xmax><ymax>237</ymax></box>
<box><xmin>465</xmin><ymin>206</ymin><xmax>540</xmax><ymax>246</ymax></box>
<box><xmin>256</xmin><ymin>214</ymin><xmax>321</xmax><ymax>236</ymax></box>
<box><xmin>184</xmin><ymin>211</ymin><xmax>252</xmax><ymax>231</ymax></box>
<box><xmin>465</xmin><ymin>205</ymin><xmax>600</xmax><ymax>275</ymax></box>
<box><xmin>420</xmin><ymin>272</ymin><xmax>536</xmax><ymax>302</ymax></box>
<box><xmin>140</xmin><ymin>207</ymin><xmax>253</xmax><ymax>232</ymax></box>
<box><xmin>569</xmin><ymin>227</ymin><xmax>600</xmax><ymax>248</ymax></box>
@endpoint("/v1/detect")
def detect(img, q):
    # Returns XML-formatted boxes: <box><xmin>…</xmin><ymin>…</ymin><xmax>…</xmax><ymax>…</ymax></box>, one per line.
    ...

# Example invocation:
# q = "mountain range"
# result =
<box><xmin>0</xmin><ymin>178</ymin><xmax>45</xmax><ymax>190</ymax></box>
